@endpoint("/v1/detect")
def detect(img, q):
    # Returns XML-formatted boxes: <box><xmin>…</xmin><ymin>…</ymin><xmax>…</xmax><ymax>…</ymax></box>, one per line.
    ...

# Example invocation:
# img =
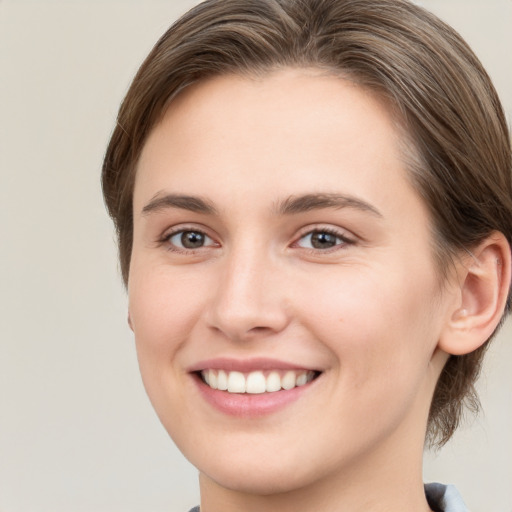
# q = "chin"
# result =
<box><xmin>201</xmin><ymin>461</ymin><xmax>316</xmax><ymax>496</ymax></box>
<box><xmin>189</xmin><ymin>438</ymin><xmax>340</xmax><ymax>498</ymax></box>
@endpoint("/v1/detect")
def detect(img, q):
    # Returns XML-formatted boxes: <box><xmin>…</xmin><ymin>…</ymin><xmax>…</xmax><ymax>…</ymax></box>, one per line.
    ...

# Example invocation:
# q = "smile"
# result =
<box><xmin>200</xmin><ymin>369</ymin><xmax>317</xmax><ymax>394</ymax></box>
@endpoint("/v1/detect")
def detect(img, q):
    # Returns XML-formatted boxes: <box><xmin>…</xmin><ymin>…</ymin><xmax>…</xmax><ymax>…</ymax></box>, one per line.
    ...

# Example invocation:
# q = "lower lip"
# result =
<box><xmin>193</xmin><ymin>374</ymin><xmax>318</xmax><ymax>417</ymax></box>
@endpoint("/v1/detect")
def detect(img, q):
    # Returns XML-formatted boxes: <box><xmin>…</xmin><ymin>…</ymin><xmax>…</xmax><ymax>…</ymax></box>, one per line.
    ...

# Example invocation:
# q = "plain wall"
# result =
<box><xmin>0</xmin><ymin>1</ymin><xmax>510</xmax><ymax>511</ymax></box>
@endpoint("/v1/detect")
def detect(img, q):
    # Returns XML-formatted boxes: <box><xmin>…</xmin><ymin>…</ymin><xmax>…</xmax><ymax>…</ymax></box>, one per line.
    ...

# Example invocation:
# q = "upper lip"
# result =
<box><xmin>187</xmin><ymin>357</ymin><xmax>321</xmax><ymax>373</ymax></box>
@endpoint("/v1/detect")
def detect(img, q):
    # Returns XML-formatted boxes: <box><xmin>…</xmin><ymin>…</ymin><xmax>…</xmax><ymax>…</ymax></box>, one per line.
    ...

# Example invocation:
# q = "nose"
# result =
<box><xmin>205</xmin><ymin>245</ymin><xmax>291</xmax><ymax>342</ymax></box>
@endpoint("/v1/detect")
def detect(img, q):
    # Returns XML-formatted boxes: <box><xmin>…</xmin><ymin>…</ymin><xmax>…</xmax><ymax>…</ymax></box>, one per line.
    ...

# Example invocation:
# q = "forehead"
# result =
<box><xmin>134</xmin><ymin>68</ymin><xmax>422</xmax><ymax>223</ymax></box>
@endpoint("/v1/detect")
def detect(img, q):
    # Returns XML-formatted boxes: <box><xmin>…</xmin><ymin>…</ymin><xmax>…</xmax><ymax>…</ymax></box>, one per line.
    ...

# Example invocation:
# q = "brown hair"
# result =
<box><xmin>102</xmin><ymin>0</ymin><xmax>512</xmax><ymax>447</ymax></box>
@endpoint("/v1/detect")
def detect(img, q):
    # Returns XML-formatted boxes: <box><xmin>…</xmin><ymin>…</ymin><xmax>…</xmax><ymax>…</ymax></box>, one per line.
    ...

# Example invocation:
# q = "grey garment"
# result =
<box><xmin>425</xmin><ymin>483</ymin><xmax>468</xmax><ymax>512</ymax></box>
<box><xmin>188</xmin><ymin>482</ymin><xmax>468</xmax><ymax>512</ymax></box>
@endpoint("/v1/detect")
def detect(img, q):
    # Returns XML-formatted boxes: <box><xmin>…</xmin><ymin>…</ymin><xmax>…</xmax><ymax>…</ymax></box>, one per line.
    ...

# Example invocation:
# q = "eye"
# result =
<box><xmin>295</xmin><ymin>229</ymin><xmax>352</xmax><ymax>250</ymax></box>
<box><xmin>166</xmin><ymin>229</ymin><xmax>216</xmax><ymax>250</ymax></box>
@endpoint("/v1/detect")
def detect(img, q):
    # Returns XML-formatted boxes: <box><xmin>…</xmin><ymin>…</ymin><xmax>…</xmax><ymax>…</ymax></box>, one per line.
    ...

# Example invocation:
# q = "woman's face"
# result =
<box><xmin>129</xmin><ymin>69</ymin><xmax>453</xmax><ymax>494</ymax></box>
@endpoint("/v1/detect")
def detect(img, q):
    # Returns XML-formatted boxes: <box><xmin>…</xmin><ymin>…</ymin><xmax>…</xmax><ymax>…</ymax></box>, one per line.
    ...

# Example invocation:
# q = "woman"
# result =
<box><xmin>102</xmin><ymin>0</ymin><xmax>512</xmax><ymax>510</ymax></box>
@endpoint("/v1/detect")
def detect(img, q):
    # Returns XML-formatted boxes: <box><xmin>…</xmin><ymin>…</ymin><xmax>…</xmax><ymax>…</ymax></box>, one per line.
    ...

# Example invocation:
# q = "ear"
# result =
<box><xmin>127</xmin><ymin>311</ymin><xmax>134</xmax><ymax>331</ymax></box>
<box><xmin>438</xmin><ymin>232</ymin><xmax>511</xmax><ymax>356</ymax></box>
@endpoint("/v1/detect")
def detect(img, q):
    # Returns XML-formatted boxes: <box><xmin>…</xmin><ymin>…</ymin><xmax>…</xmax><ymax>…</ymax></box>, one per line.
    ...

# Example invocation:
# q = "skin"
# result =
<box><xmin>128</xmin><ymin>69</ymin><xmax>470</xmax><ymax>512</ymax></box>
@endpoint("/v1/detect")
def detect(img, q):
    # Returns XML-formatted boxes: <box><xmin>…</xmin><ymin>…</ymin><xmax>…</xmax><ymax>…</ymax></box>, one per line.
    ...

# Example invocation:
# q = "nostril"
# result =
<box><xmin>249</xmin><ymin>326</ymin><xmax>272</xmax><ymax>333</ymax></box>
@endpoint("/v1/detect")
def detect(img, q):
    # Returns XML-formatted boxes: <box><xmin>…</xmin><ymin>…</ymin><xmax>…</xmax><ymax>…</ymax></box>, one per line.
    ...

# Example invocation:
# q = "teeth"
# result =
<box><xmin>266</xmin><ymin>371</ymin><xmax>281</xmax><ymax>392</ymax></box>
<box><xmin>227</xmin><ymin>371</ymin><xmax>246</xmax><ymax>393</ymax></box>
<box><xmin>208</xmin><ymin>369</ymin><xmax>217</xmax><ymax>390</ymax></box>
<box><xmin>296</xmin><ymin>372</ymin><xmax>308</xmax><ymax>386</ymax></box>
<box><xmin>201</xmin><ymin>369</ymin><xmax>316</xmax><ymax>394</ymax></box>
<box><xmin>246</xmin><ymin>371</ymin><xmax>266</xmax><ymax>394</ymax></box>
<box><xmin>281</xmin><ymin>371</ymin><xmax>296</xmax><ymax>390</ymax></box>
<box><xmin>217</xmin><ymin>369</ymin><xmax>228</xmax><ymax>391</ymax></box>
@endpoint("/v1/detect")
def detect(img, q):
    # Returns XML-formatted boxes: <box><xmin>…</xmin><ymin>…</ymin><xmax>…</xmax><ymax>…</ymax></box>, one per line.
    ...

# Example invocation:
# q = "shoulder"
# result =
<box><xmin>425</xmin><ymin>482</ymin><xmax>469</xmax><ymax>512</ymax></box>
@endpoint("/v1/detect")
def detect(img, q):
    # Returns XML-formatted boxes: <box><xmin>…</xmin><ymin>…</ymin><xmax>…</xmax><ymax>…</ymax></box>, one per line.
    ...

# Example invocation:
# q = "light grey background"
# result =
<box><xmin>0</xmin><ymin>1</ymin><xmax>510</xmax><ymax>511</ymax></box>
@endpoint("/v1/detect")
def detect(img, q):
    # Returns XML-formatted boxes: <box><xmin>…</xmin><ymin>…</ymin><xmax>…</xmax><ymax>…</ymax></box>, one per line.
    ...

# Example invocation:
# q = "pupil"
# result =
<box><xmin>311</xmin><ymin>232</ymin><xmax>336</xmax><ymax>249</ymax></box>
<box><xmin>181</xmin><ymin>231</ymin><xmax>204</xmax><ymax>248</ymax></box>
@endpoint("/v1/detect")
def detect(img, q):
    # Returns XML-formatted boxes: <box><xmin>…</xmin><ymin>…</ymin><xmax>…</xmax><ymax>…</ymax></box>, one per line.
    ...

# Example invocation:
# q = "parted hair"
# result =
<box><xmin>102</xmin><ymin>0</ymin><xmax>512</xmax><ymax>447</ymax></box>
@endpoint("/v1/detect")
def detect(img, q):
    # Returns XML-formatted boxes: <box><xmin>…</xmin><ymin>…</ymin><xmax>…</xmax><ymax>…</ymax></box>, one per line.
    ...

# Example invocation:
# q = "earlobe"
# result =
<box><xmin>439</xmin><ymin>232</ymin><xmax>511</xmax><ymax>356</ymax></box>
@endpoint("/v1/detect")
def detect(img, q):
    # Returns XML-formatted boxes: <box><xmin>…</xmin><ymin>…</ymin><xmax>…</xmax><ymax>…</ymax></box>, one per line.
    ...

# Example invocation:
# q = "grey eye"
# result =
<box><xmin>297</xmin><ymin>230</ymin><xmax>345</xmax><ymax>249</ymax></box>
<box><xmin>168</xmin><ymin>230</ymin><xmax>214</xmax><ymax>249</ymax></box>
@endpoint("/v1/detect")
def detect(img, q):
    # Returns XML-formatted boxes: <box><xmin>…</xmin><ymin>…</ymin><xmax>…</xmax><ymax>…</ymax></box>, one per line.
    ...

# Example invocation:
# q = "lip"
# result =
<box><xmin>187</xmin><ymin>357</ymin><xmax>319</xmax><ymax>373</ymax></box>
<box><xmin>189</xmin><ymin>358</ymin><xmax>322</xmax><ymax>418</ymax></box>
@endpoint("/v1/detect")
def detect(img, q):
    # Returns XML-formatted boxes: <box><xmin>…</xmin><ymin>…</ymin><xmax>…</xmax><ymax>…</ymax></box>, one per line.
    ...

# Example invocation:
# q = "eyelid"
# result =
<box><xmin>159</xmin><ymin>224</ymin><xmax>220</xmax><ymax>252</ymax></box>
<box><xmin>169</xmin><ymin>230</ymin><xmax>216</xmax><ymax>247</ymax></box>
<box><xmin>291</xmin><ymin>225</ymin><xmax>356</xmax><ymax>250</ymax></box>
<box><xmin>156</xmin><ymin>223</ymin><xmax>356</xmax><ymax>254</ymax></box>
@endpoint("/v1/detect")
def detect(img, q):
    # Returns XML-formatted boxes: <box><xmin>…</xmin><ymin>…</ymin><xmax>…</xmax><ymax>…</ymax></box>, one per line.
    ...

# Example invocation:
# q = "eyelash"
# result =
<box><xmin>159</xmin><ymin>226</ymin><xmax>217</xmax><ymax>254</ymax></box>
<box><xmin>292</xmin><ymin>227</ymin><xmax>355</xmax><ymax>253</ymax></box>
<box><xmin>159</xmin><ymin>225</ymin><xmax>355</xmax><ymax>254</ymax></box>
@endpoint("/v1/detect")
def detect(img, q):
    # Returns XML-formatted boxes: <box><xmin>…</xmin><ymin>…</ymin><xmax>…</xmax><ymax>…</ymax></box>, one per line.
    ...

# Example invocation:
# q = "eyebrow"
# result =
<box><xmin>141</xmin><ymin>192</ymin><xmax>382</xmax><ymax>218</ymax></box>
<box><xmin>142</xmin><ymin>193</ymin><xmax>217</xmax><ymax>216</ymax></box>
<box><xmin>275</xmin><ymin>193</ymin><xmax>383</xmax><ymax>217</ymax></box>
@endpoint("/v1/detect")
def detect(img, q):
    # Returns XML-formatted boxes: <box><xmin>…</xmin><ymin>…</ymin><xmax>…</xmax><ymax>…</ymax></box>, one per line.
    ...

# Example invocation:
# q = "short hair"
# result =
<box><xmin>102</xmin><ymin>0</ymin><xmax>512</xmax><ymax>447</ymax></box>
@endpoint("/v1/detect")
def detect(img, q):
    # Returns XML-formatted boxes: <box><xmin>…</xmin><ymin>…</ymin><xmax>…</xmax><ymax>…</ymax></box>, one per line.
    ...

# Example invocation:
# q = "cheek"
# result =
<box><xmin>128</xmin><ymin>269</ymin><xmax>209</xmax><ymax>428</ymax></box>
<box><xmin>127</xmin><ymin>268</ymin><xmax>209</xmax><ymax>411</ymax></box>
<box><xmin>298</xmin><ymin>264</ymin><xmax>441</xmax><ymax>390</ymax></box>
<box><xmin>129</xmin><ymin>267</ymin><xmax>206</xmax><ymax>351</ymax></box>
